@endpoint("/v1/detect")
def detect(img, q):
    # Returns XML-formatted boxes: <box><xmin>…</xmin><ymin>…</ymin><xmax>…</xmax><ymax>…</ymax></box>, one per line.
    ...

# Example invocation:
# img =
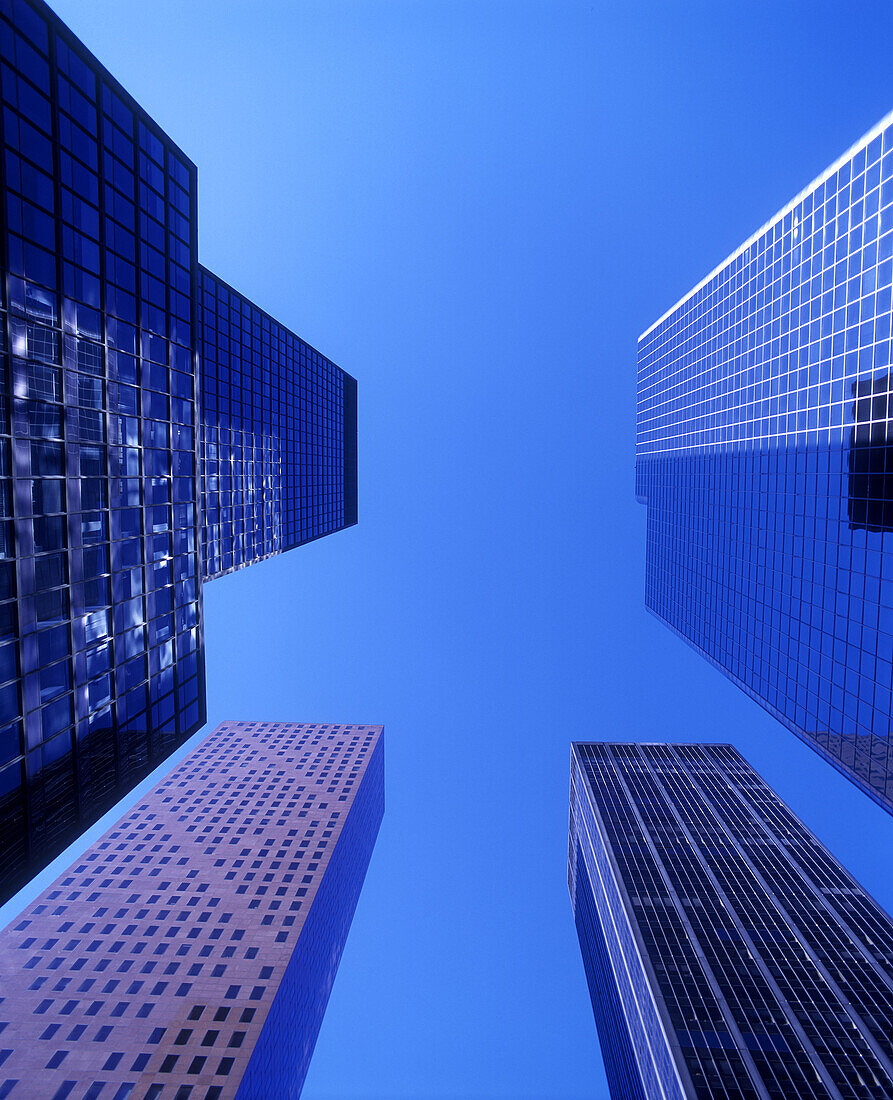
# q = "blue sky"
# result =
<box><xmin>4</xmin><ymin>2</ymin><xmax>893</xmax><ymax>1097</ymax></box>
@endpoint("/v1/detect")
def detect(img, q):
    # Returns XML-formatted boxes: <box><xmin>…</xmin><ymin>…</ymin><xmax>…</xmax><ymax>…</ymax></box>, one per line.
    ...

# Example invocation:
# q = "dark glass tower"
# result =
<box><xmin>0</xmin><ymin>0</ymin><xmax>204</xmax><ymax>898</ymax></box>
<box><xmin>0</xmin><ymin>0</ymin><xmax>358</xmax><ymax>901</ymax></box>
<box><xmin>0</xmin><ymin>720</ymin><xmax>384</xmax><ymax>1099</ymax></box>
<box><xmin>637</xmin><ymin>111</ymin><xmax>893</xmax><ymax>813</ymax></box>
<box><xmin>569</xmin><ymin>741</ymin><xmax>893</xmax><ymax>1100</ymax></box>
<box><xmin>198</xmin><ymin>268</ymin><xmax>357</xmax><ymax>580</ymax></box>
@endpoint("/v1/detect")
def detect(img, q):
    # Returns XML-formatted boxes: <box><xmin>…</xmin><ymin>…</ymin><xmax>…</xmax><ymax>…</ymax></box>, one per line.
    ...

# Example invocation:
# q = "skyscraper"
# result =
<box><xmin>568</xmin><ymin>741</ymin><xmax>893</xmax><ymax>1100</ymax></box>
<box><xmin>0</xmin><ymin>0</ymin><xmax>357</xmax><ymax>900</ymax></box>
<box><xmin>198</xmin><ymin>268</ymin><xmax>357</xmax><ymax>581</ymax></box>
<box><xmin>0</xmin><ymin>0</ymin><xmax>205</xmax><ymax>899</ymax></box>
<box><xmin>636</xmin><ymin>112</ymin><xmax>893</xmax><ymax>813</ymax></box>
<box><xmin>0</xmin><ymin>719</ymin><xmax>384</xmax><ymax>1099</ymax></box>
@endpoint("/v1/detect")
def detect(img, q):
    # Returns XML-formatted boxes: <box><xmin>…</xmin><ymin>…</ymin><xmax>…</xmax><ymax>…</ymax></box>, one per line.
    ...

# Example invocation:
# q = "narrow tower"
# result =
<box><xmin>569</xmin><ymin>741</ymin><xmax>893</xmax><ymax>1099</ymax></box>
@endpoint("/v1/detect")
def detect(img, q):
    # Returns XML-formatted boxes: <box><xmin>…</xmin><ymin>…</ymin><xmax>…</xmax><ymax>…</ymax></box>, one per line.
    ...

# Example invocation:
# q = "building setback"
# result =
<box><xmin>0</xmin><ymin>719</ymin><xmax>384</xmax><ymax>1099</ymax></box>
<box><xmin>636</xmin><ymin>112</ymin><xmax>893</xmax><ymax>813</ymax></box>
<box><xmin>0</xmin><ymin>0</ymin><xmax>357</xmax><ymax>901</ymax></box>
<box><xmin>569</xmin><ymin>741</ymin><xmax>893</xmax><ymax>1100</ymax></box>
<box><xmin>198</xmin><ymin>268</ymin><xmax>357</xmax><ymax>581</ymax></box>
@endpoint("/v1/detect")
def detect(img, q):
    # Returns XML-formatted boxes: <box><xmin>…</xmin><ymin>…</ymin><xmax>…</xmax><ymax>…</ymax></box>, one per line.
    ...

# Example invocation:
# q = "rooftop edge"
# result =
<box><xmin>637</xmin><ymin>108</ymin><xmax>893</xmax><ymax>344</ymax></box>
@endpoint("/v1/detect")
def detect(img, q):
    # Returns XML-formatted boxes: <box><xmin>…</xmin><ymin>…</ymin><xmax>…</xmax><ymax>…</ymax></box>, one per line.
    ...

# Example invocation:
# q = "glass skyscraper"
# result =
<box><xmin>569</xmin><ymin>741</ymin><xmax>893</xmax><ymax>1100</ymax></box>
<box><xmin>0</xmin><ymin>0</ymin><xmax>204</xmax><ymax>900</ymax></box>
<box><xmin>0</xmin><ymin>720</ymin><xmax>384</xmax><ymax>1099</ymax></box>
<box><xmin>198</xmin><ymin>268</ymin><xmax>357</xmax><ymax>581</ymax></box>
<box><xmin>637</xmin><ymin>111</ymin><xmax>893</xmax><ymax>813</ymax></box>
<box><xmin>0</xmin><ymin>0</ymin><xmax>358</xmax><ymax>901</ymax></box>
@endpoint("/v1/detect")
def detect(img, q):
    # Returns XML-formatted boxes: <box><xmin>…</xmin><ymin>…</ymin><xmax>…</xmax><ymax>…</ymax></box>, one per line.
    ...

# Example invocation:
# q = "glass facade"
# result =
<box><xmin>199</xmin><ymin>268</ymin><xmax>357</xmax><ymax>581</ymax></box>
<box><xmin>637</xmin><ymin>111</ymin><xmax>893</xmax><ymax>813</ymax></box>
<box><xmin>569</xmin><ymin>741</ymin><xmax>893</xmax><ymax>1100</ymax></box>
<box><xmin>0</xmin><ymin>0</ymin><xmax>358</xmax><ymax>901</ymax></box>
<box><xmin>0</xmin><ymin>719</ymin><xmax>384</xmax><ymax>1099</ymax></box>
<box><xmin>0</xmin><ymin>0</ymin><xmax>204</xmax><ymax>900</ymax></box>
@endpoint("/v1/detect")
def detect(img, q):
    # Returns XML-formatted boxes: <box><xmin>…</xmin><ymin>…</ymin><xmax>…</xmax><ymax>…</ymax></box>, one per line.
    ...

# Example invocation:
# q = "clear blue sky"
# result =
<box><xmin>3</xmin><ymin>2</ymin><xmax>893</xmax><ymax>1098</ymax></box>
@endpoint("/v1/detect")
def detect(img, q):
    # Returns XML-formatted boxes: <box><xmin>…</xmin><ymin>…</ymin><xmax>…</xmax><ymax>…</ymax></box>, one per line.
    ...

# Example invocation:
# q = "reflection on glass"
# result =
<box><xmin>637</xmin><ymin>113</ymin><xmax>893</xmax><ymax>812</ymax></box>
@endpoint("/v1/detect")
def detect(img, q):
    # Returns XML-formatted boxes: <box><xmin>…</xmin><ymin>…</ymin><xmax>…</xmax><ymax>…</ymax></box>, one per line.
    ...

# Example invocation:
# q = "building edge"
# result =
<box><xmin>235</xmin><ymin>731</ymin><xmax>384</xmax><ymax>1099</ymax></box>
<box><xmin>638</xmin><ymin>107</ymin><xmax>893</xmax><ymax>342</ymax></box>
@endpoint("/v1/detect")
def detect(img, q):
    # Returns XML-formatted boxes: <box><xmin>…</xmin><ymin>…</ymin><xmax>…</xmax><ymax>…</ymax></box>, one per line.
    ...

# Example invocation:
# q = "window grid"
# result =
<box><xmin>570</xmin><ymin>742</ymin><xmax>893</xmax><ymax>1099</ymax></box>
<box><xmin>198</xmin><ymin>268</ymin><xmax>355</xmax><ymax>581</ymax></box>
<box><xmin>0</xmin><ymin>0</ymin><xmax>205</xmax><ymax>899</ymax></box>
<box><xmin>636</xmin><ymin>116</ymin><xmax>893</xmax><ymax>813</ymax></box>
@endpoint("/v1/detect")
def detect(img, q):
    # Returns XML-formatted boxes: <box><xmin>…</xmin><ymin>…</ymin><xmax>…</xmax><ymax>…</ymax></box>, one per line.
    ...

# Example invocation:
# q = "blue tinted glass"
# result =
<box><xmin>637</xmin><ymin>118</ymin><xmax>893</xmax><ymax>812</ymax></box>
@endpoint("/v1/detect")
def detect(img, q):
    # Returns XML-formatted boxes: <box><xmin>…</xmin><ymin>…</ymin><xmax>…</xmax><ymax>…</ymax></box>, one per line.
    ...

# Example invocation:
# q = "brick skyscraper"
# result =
<box><xmin>0</xmin><ymin>720</ymin><xmax>384</xmax><ymax>1099</ymax></box>
<box><xmin>569</xmin><ymin>741</ymin><xmax>893</xmax><ymax>1100</ymax></box>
